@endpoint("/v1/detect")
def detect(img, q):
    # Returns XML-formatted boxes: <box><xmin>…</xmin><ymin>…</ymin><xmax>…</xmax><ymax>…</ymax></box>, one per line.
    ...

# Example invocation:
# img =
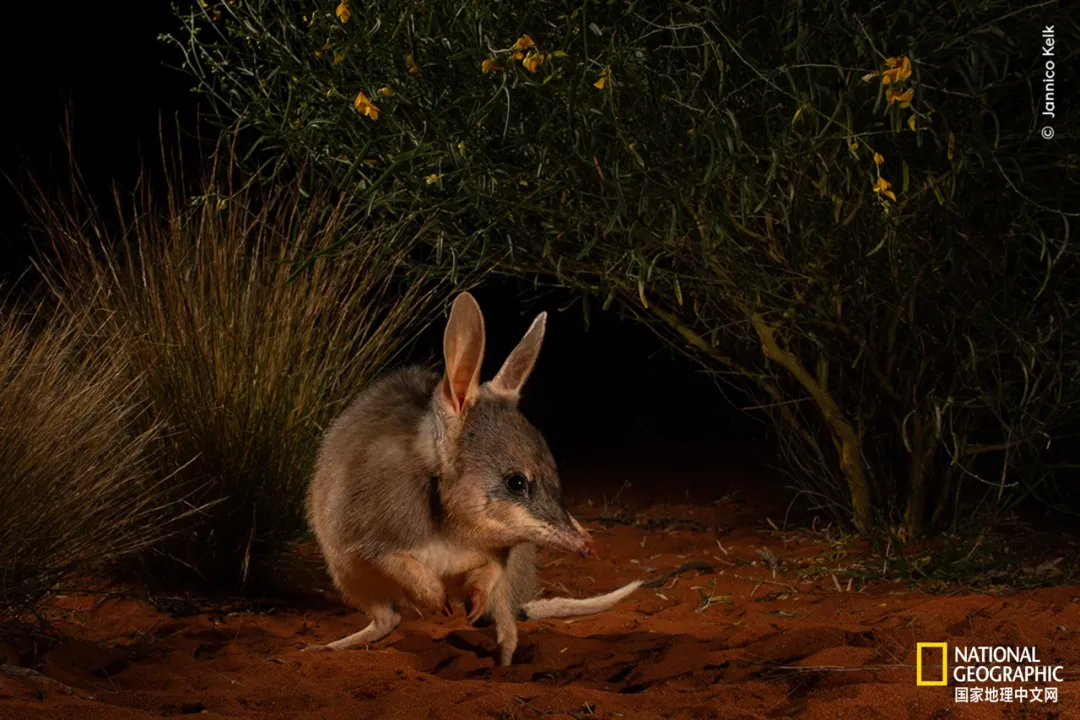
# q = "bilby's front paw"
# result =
<box><xmin>420</xmin><ymin>583</ymin><xmax>451</xmax><ymax>617</ymax></box>
<box><xmin>463</xmin><ymin>595</ymin><xmax>493</xmax><ymax>627</ymax></box>
<box><xmin>465</xmin><ymin>585</ymin><xmax>490</xmax><ymax>624</ymax></box>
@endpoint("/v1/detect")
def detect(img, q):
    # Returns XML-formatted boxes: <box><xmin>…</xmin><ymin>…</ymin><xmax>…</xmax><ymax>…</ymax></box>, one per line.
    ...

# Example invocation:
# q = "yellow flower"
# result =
<box><xmin>425</xmin><ymin>173</ymin><xmax>442</xmax><ymax>185</ymax></box>
<box><xmin>314</xmin><ymin>49</ymin><xmax>323</xmax><ymax>57</ymax></box>
<box><xmin>886</xmin><ymin>87</ymin><xmax>914</xmax><ymax>105</ymax></box>
<box><xmin>512</xmin><ymin>34</ymin><xmax>535</xmax><ymax>50</ymax></box>
<box><xmin>481</xmin><ymin>58</ymin><xmax>503</xmax><ymax>73</ymax></box>
<box><xmin>882</xmin><ymin>56</ymin><xmax>912</xmax><ymax>85</ymax></box>
<box><xmin>512</xmin><ymin>50</ymin><xmax>524</xmax><ymax>60</ymax></box>
<box><xmin>907</xmin><ymin>114</ymin><xmax>917</xmax><ymax>131</ymax></box>
<box><xmin>335</xmin><ymin>0</ymin><xmax>350</xmax><ymax>23</ymax></box>
<box><xmin>406</xmin><ymin>54</ymin><xmax>420</xmax><ymax>74</ymax></box>
<box><xmin>873</xmin><ymin>152</ymin><xmax>884</xmax><ymax>166</ymax></box>
<box><xmin>873</xmin><ymin>176</ymin><xmax>897</xmax><ymax>201</ymax></box>
<box><xmin>522</xmin><ymin>51</ymin><xmax>544</xmax><ymax>73</ymax></box>
<box><xmin>353</xmin><ymin>91</ymin><xmax>380</xmax><ymax>120</ymax></box>
<box><xmin>594</xmin><ymin>67</ymin><xmax>608</xmax><ymax>89</ymax></box>
<box><xmin>377</xmin><ymin>87</ymin><xmax>392</xmax><ymax>97</ymax></box>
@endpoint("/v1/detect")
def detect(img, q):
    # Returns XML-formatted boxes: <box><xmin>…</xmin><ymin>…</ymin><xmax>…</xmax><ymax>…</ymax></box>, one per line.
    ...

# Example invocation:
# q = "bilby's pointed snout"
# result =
<box><xmin>514</xmin><ymin>482</ymin><xmax>596</xmax><ymax>558</ymax></box>
<box><xmin>559</xmin><ymin>510</ymin><xmax>595</xmax><ymax>558</ymax></box>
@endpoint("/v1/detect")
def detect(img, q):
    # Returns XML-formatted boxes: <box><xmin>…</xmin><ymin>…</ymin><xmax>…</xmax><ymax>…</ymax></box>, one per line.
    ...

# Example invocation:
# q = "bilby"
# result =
<box><xmin>304</xmin><ymin>292</ymin><xmax>682</xmax><ymax>665</ymax></box>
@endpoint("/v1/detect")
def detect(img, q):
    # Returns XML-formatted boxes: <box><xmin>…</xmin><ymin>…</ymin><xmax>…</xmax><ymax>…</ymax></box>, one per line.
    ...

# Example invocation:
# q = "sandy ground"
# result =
<box><xmin>2</xmin><ymin>455</ymin><xmax>1078</xmax><ymax>719</ymax></box>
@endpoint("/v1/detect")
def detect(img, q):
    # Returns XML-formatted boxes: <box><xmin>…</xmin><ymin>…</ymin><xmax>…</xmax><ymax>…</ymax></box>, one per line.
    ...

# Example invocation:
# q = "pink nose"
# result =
<box><xmin>568</xmin><ymin>514</ymin><xmax>594</xmax><ymax>557</ymax></box>
<box><xmin>580</xmin><ymin>540</ymin><xmax>596</xmax><ymax>558</ymax></box>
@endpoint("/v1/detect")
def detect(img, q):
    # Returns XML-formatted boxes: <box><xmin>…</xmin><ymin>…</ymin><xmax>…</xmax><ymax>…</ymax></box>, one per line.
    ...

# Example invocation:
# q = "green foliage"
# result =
<box><xmin>167</xmin><ymin>0</ymin><xmax>1080</xmax><ymax>536</ymax></box>
<box><xmin>29</xmin><ymin>142</ymin><xmax>446</xmax><ymax>589</ymax></box>
<box><xmin>0</xmin><ymin>301</ymin><xmax>168</xmax><ymax>620</ymax></box>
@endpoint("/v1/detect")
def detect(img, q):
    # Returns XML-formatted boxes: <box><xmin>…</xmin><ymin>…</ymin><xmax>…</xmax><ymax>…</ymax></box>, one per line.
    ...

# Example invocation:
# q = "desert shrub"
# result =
<box><xmin>0</xmin><ymin>301</ymin><xmax>168</xmax><ymax>620</ymax></box>
<box><xmin>166</xmin><ymin>0</ymin><xmax>1079</xmax><ymax>537</ymax></box>
<box><xmin>28</xmin><ymin>141</ymin><xmax>448</xmax><ymax>590</ymax></box>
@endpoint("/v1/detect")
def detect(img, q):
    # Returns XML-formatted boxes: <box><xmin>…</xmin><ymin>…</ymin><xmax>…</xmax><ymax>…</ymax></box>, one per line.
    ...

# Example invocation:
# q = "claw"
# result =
<box><xmin>465</xmin><ymin>587</ymin><xmax>489</xmax><ymax>624</ymax></box>
<box><xmin>441</xmin><ymin>599</ymin><xmax>455</xmax><ymax>617</ymax></box>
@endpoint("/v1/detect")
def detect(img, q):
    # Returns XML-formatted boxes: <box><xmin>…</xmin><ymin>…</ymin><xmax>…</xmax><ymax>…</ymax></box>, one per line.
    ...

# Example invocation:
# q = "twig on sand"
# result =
<box><xmin>735</xmin><ymin>574</ymin><xmax>800</xmax><ymax>594</ymax></box>
<box><xmin>514</xmin><ymin>695</ymin><xmax>552</xmax><ymax>716</ymax></box>
<box><xmin>762</xmin><ymin>663</ymin><xmax>909</xmax><ymax>676</ymax></box>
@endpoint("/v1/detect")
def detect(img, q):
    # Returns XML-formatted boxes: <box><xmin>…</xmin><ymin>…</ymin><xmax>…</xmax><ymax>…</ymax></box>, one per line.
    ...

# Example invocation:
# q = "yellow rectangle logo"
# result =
<box><xmin>917</xmin><ymin>642</ymin><xmax>948</xmax><ymax>686</ymax></box>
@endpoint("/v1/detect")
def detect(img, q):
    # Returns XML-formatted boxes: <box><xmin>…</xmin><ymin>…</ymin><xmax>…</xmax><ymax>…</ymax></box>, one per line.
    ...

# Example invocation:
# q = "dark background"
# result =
<box><xmin>1</xmin><ymin>1</ymin><xmax>197</xmax><ymax>282</ymax></box>
<box><xmin>0</xmin><ymin>1</ymin><xmax>766</xmax><ymax>498</ymax></box>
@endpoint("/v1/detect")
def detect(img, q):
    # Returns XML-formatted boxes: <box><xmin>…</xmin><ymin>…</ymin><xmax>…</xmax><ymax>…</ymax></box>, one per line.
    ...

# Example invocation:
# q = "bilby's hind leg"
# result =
<box><xmin>304</xmin><ymin>601</ymin><xmax>401</xmax><ymax>651</ymax></box>
<box><xmin>304</xmin><ymin>554</ymin><xmax>405</xmax><ymax>652</ymax></box>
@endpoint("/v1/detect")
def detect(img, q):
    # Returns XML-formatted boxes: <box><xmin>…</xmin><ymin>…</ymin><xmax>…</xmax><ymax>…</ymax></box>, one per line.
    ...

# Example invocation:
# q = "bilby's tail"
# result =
<box><xmin>518</xmin><ymin>562</ymin><xmax>712</xmax><ymax>621</ymax></box>
<box><xmin>521</xmin><ymin>580</ymin><xmax>643</xmax><ymax>620</ymax></box>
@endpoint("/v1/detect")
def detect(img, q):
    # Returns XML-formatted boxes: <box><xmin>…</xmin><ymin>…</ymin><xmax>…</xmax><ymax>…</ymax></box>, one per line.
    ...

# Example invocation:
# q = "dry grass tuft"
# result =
<box><xmin>0</xmin><ymin>299</ymin><xmax>169</xmax><ymax>620</ymax></box>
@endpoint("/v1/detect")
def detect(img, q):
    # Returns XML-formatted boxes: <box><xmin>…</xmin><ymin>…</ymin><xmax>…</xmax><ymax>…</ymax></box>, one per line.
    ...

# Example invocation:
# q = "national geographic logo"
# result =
<box><xmin>916</xmin><ymin>643</ymin><xmax>1063</xmax><ymax>704</ymax></box>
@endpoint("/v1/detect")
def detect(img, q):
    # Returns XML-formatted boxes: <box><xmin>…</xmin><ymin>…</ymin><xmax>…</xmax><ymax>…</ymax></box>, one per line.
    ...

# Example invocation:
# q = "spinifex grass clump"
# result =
<box><xmin>31</xmin><ymin>144</ymin><xmax>444</xmax><ymax>590</ymax></box>
<box><xmin>168</xmin><ymin>0</ymin><xmax>1079</xmax><ymax>540</ymax></box>
<box><xmin>0</xmin><ymin>301</ymin><xmax>168</xmax><ymax>620</ymax></box>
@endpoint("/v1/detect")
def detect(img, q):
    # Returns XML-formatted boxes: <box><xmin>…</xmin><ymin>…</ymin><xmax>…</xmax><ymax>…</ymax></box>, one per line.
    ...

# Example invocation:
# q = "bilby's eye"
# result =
<box><xmin>505</xmin><ymin>473</ymin><xmax>529</xmax><ymax>495</ymax></box>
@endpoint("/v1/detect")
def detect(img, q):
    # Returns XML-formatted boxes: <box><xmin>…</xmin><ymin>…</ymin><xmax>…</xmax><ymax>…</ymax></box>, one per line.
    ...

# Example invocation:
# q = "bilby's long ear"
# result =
<box><xmin>439</xmin><ymin>292</ymin><xmax>486</xmax><ymax>416</ymax></box>
<box><xmin>489</xmin><ymin>311</ymin><xmax>546</xmax><ymax>401</ymax></box>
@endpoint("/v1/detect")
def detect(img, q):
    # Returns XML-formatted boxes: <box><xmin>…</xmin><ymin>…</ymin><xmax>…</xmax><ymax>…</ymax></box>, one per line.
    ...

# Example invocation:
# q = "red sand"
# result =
<box><xmin>2</xmin><ymin>457</ymin><xmax>1078</xmax><ymax>719</ymax></box>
